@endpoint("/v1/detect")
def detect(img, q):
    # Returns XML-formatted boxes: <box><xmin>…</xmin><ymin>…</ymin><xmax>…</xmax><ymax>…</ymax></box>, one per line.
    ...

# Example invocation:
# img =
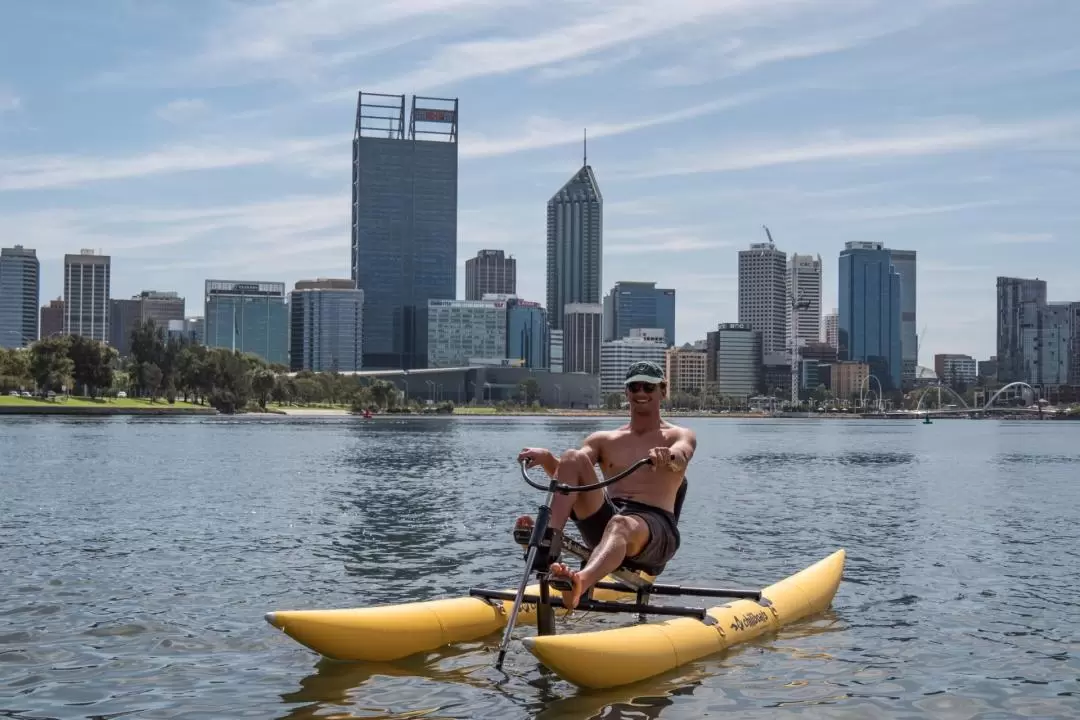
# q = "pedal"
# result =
<box><xmin>548</xmin><ymin>577</ymin><xmax>574</xmax><ymax>592</ymax></box>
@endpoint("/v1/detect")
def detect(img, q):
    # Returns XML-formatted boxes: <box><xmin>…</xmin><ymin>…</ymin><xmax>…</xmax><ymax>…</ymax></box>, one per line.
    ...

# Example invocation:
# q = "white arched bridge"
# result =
<box><xmin>869</xmin><ymin>381</ymin><xmax>1055</xmax><ymax>418</ymax></box>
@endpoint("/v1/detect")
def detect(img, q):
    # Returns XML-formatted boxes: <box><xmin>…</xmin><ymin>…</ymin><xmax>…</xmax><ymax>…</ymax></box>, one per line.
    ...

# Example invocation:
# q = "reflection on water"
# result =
<box><xmin>1</xmin><ymin>416</ymin><xmax>1079</xmax><ymax>718</ymax></box>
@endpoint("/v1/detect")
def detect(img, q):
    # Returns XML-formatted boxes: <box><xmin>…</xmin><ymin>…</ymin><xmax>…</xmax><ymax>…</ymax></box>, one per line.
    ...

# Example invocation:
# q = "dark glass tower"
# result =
<box><xmin>838</xmin><ymin>241</ymin><xmax>903</xmax><ymax>392</ymax></box>
<box><xmin>351</xmin><ymin>92</ymin><xmax>458</xmax><ymax>370</ymax></box>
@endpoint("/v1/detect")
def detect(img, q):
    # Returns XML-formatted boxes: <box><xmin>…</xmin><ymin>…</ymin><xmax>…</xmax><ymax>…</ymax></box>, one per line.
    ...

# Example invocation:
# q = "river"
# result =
<box><xmin>1</xmin><ymin>415</ymin><xmax>1078</xmax><ymax>719</ymax></box>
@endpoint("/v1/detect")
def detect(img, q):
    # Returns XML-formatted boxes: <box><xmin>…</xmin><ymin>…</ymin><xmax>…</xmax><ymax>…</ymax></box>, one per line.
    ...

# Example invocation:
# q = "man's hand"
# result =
<box><xmin>518</xmin><ymin>447</ymin><xmax>556</xmax><ymax>474</ymax></box>
<box><xmin>648</xmin><ymin>446</ymin><xmax>682</xmax><ymax>471</ymax></box>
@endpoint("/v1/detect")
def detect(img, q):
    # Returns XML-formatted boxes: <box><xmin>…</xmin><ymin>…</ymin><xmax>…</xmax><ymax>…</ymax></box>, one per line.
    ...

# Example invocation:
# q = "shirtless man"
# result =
<box><xmin>516</xmin><ymin>360</ymin><xmax>697</xmax><ymax>610</ymax></box>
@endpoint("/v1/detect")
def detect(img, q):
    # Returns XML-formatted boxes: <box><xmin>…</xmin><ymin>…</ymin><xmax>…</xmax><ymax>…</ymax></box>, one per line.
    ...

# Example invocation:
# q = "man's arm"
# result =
<box><xmin>668</xmin><ymin>426</ymin><xmax>697</xmax><ymax>470</ymax></box>
<box><xmin>580</xmin><ymin>431</ymin><xmax>606</xmax><ymax>467</ymax></box>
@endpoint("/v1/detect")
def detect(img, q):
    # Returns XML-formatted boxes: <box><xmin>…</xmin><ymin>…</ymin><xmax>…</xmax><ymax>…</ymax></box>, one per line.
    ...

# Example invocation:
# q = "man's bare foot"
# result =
<box><xmin>549</xmin><ymin>562</ymin><xmax>585</xmax><ymax>609</ymax></box>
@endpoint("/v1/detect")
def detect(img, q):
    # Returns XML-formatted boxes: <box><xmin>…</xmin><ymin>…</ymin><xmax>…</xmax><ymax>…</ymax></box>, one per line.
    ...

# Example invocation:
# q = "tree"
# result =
<box><xmin>251</xmin><ymin>368</ymin><xmax>276</xmax><ymax>410</ymax></box>
<box><xmin>29</xmin><ymin>337</ymin><xmax>75</xmax><ymax>395</ymax></box>
<box><xmin>0</xmin><ymin>348</ymin><xmax>32</xmax><ymax>391</ymax></box>
<box><xmin>67</xmin><ymin>335</ymin><xmax>116</xmax><ymax>397</ymax></box>
<box><xmin>518</xmin><ymin>377</ymin><xmax>540</xmax><ymax>405</ymax></box>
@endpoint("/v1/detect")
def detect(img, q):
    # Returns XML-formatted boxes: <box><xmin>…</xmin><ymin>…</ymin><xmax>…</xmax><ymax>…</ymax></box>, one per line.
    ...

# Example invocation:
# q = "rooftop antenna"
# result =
<box><xmin>583</xmin><ymin>128</ymin><xmax>587</xmax><ymax>166</ymax></box>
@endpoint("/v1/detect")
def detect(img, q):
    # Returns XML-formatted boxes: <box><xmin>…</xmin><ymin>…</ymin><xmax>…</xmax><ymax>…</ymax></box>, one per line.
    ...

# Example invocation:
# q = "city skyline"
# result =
<box><xmin>2</xmin><ymin>2</ymin><xmax>1078</xmax><ymax>363</ymax></box>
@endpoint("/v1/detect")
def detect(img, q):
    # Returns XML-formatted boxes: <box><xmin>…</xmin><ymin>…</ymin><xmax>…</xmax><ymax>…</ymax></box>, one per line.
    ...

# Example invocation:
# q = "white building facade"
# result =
<box><xmin>427</xmin><ymin>298</ymin><xmax>508</xmax><ymax>368</ymax></box>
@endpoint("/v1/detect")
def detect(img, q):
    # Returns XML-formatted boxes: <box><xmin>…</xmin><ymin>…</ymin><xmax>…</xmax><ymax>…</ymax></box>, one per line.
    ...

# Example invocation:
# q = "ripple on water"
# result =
<box><xmin>1</xmin><ymin>416</ymin><xmax>1079</xmax><ymax>718</ymax></box>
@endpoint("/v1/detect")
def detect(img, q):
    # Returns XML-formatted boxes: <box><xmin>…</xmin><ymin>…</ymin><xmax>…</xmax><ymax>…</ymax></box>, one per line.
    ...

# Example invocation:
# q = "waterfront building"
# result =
<box><xmin>0</xmin><ymin>245</ymin><xmax>39</xmax><ymax>348</ymax></box>
<box><xmin>712</xmin><ymin>322</ymin><xmax>762</xmax><ymax>398</ymax></box>
<box><xmin>63</xmin><ymin>250</ymin><xmax>110</xmax><ymax>342</ymax></box>
<box><xmin>888</xmin><ymin>248</ymin><xmax>918</xmax><ymax>389</ymax></box>
<box><xmin>427</xmin><ymin>298</ymin><xmax>507</xmax><ymax>368</ymax></box>
<box><xmin>204</xmin><ymin>280</ymin><xmax>288</xmax><ymax>366</ymax></box>
<box><xmin>738</xmin><ymin>242</ymin><xmax>787</xmax><ymax>357</ymax></box>
<box><xmin>838</xmin><ymin>241</ymin><xmax>902</xmax><ymax>391</ymax></box>
<box><xmin>289</xmin><ymin>279</ymin><xmax>364</xmax><ymax>372</ymax></box>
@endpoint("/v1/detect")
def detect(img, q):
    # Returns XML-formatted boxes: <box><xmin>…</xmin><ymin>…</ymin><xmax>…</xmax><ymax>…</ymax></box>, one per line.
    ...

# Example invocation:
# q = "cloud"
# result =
<box><xmin>461</xmin><ymin>92</ymin><xmax>767</xmax><ymax>159</ymax></box>
<box><xmin>0</xmin><ymin>136</ymin><xmax>343</xmax><ymax>191</ymax></box>
<box><xmin>821</xmin><ymin>199</ymin><xmax>1006</xmax><ymax>221</ymax></box>
<box><xmin>374</xmin><ymin>0</ymin><xmax>808</xmax><ymax>92</ymax></box>
<box><xmin>623</xmin><ymin>115</ymin><xmax>1080</xmax><ymax>179</ymax></box>
<box><xmin>0</xmin><ymin>88</ymin><xmax>19</xmax><ymax>114</ymax></box>
<box><xmin>985</xmin><ymin>232</ymin><xmax>1056</xmax><ymax>245</ymax></box>
<box><xmin>155</xmin><ymin>98</ymin><xmax>210</xmax><ymax>123</ymax></box>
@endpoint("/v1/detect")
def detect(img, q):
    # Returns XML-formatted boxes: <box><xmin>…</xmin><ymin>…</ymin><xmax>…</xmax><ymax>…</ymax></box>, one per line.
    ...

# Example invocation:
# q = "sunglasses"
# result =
<box><xmin>626</xmin><ymin>382</ymin><xmax>657</xmax><ymax>393</ymax></box>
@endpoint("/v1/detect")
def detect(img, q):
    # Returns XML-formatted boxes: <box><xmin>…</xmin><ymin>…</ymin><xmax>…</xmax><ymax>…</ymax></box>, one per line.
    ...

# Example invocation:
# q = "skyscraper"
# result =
<box><xmin>602</xmin><ymin>281</ymin><xmax>676</xmax><ymax>347</ymax></box>
<box><xmin>63</xmin><ymin>250</ymin><xmax>110</xmax><ymax>342</ymax></box>
<box><xmin>352</xmin><ymin>92</ymin><xmax>458</xmax><ymax>370</ymax></box>
<box><xmin>465</xmin><ymin>249</ymin><xmax>516</xmax><ymax>300</ymax></box>
<box><xmin>0</xmin><ymin>245</ymin><xmax>40</xmax><ymax>348</ymax></box>
<box><xmin>995</xmin><ymin>276</ymin><xmax>1047</xmax><ymax>385</ymax></box>
<box><xmin>547</xmin><ymin>144</ymin><xmax>602</xmax><ymax>331</ymax></box>
<box><xmin>290</xmin><ymin>279</ymin><xmax>364</xmax><ymax>372</ymax></box>
<box><xmin>888</xmin><ymin>248</ymin><xmax>918</xmax><ymax>388</ymax></box>
<box><xmin>786</xmin><ymin>253</ymin><xmax>822</xmax><ymax>351</ymax></box>
<box><xmin>738</xmin><ymin>241</ymin><xmax>787</xmax><ymax>357</ymax></box>
<box><xmin>838</xmin><ymin>241</ymin><xmax>902</xmax><ymax>391</ymax></box>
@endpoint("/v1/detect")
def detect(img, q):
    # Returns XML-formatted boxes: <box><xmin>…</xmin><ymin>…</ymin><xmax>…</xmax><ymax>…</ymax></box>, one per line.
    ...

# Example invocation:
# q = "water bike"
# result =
<box><xmin>265</xmin><ymin>457</ymin><xmax>846</xmax><ymax>690</ymax></box>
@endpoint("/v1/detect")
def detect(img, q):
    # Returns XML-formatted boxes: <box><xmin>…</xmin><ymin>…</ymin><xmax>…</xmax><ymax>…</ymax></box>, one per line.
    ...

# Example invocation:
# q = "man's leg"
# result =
<box><xmin>549</xmin><ymin>514</ymin><xmax>650</xmax><ymax>609</ymax></box>
<box><xmin>515</xmin><ymin>448</ymin><xmax>609</xmax><ymax>539</ymax></box>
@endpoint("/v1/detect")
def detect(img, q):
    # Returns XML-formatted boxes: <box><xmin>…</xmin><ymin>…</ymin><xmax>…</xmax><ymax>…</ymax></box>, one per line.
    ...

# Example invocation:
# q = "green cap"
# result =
<box><xmin>624</xmin><ymin>360</ymin><xmax>665</xmax><ymax>385</ymax></box>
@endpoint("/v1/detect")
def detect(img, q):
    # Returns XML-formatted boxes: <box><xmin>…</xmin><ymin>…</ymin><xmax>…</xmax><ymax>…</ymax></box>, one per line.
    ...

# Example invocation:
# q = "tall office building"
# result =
<box><xmin>838</xmin><ymin>241</ymin><xmax>902</xmax><ymax>391</ymax></box>
<box><xmin>0</xmin><ymin>245</ymin><xmax>40</xmax><ymax>348</ymax></box>
<box><xmin>289</xmin><ymin>279</ymin><xmax>364</xmax><ymax>372</ymax></box>
<box><xmin>547</xmin><ymin>145</ymin><xmax>602</xmax><ymax>331</ymax></box>
<box><xmin>63</xmin><ymin>250</ymin><xmax>110</xmax><ymax>342</ymax></box>
<box><xmin>738</xmin><ymin>242</ymin><xmax>787</xmax><ymax>357</ymax></box>
<box><xmin>465</xmin><ymin>249</ymin><xmax>515</xmax><ymax>300</ymax></box>
<box><xmin>204</xmin><ymin>280</ymin><xmax>288</xmax><ymax>365</ymax></box>
<box><xmin>602</xmin><ymin>281</ymin><xmax>676</xmax><ymax>347</ymax></box>
<box><xmin>995</xmin><ymin>276</ymin><xmax>1047</xmax><ymax>385</ymax></box>
<box><xmin>352</xmin><ymin>92</ymin><xmax>458</xmax><ymax>370</ymax></box>
<box><xmin>888</xmin><ymin>249</ymin><xmax>918</xmax><ymax>388</ymax></box>
<box><xmin>563</xmin><ymin>303</ymin><xmax>603</xmax><ymax>374</ymax></box>
<box><xmin>786</xmin><ymin>253</ymin><xmax>822</xmax><ymax>350</ymax></box>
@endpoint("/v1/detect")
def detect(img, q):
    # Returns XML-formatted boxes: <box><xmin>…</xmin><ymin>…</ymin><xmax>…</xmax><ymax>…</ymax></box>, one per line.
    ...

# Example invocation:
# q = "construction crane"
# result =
<box><xmin>763</xmin><ymin>225</ymin><xmax>810</xmax><ymax>409</ymax></box>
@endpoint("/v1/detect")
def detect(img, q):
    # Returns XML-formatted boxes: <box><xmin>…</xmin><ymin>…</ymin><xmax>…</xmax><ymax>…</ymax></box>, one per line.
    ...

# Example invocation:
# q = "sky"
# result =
<box><xmin>1</xmin><ymin>0</ymin><xmax>1078</xmax><ymax>363</ymax></box>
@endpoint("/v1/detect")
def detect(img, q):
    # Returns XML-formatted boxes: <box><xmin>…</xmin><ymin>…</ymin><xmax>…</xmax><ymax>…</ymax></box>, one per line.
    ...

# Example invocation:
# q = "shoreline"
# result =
<box><xmin>0</xmin><ymin>404</ymin><xmax>218</xmax><ymax>416</ymax></box>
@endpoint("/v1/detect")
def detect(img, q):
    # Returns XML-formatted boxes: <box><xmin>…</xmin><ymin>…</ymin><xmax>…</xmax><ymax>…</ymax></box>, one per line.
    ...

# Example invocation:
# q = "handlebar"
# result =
<box><xmin>519</xmin><ymin>457</ymin><xmax>653</xmax><ymax>494</ymax></box>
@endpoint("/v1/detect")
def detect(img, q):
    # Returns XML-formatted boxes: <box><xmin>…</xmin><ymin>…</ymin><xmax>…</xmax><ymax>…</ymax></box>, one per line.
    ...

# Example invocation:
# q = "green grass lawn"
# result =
<box><xmin>0</xmin><ymin>395</ymin><xmax>201</xmax><ymax>409</ymax></box>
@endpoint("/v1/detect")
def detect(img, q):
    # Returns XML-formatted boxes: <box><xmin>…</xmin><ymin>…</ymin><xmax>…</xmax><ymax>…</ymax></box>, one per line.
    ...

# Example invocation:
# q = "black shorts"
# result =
<box><xmin>571</xmin><ymin>495</ymin><xmax>681</xmax><ymax>575</ymax></box>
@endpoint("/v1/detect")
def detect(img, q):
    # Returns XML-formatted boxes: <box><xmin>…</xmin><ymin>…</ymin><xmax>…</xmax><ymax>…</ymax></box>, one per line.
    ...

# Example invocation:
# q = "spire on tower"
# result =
<box><xmin>583</xmin><ymin>128</ymin><xmax>587</xmax><ymax>167</ymax></box>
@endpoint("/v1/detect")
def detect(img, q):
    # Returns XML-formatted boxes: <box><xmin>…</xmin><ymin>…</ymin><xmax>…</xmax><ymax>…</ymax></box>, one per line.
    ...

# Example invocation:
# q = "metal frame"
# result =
<box><xmin>473</xmin><ymin>459</ymin><xmax>767</xmax><ymax>670</ymax></box>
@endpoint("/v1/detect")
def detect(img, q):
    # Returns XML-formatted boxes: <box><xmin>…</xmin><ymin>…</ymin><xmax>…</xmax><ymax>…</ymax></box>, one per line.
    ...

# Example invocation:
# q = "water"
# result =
<box><xmin>1</xmin><ymin>415</ymin><xmax>1078</xmax><ymax>719</ymax></box>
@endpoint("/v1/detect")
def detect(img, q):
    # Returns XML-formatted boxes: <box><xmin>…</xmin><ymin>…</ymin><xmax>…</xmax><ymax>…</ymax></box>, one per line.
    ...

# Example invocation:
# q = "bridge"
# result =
<box><xmin>864</xmin><ymin>381</ymin><xmax>1057</xmax><ymax>418</ymax></box>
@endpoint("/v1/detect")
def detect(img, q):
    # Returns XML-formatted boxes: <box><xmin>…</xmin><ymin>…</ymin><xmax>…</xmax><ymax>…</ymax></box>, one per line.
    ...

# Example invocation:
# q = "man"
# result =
<box><xmin>516</xmin><ymin>360</ymin><xmax>697</xmax><ymax>610</ymax></box>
